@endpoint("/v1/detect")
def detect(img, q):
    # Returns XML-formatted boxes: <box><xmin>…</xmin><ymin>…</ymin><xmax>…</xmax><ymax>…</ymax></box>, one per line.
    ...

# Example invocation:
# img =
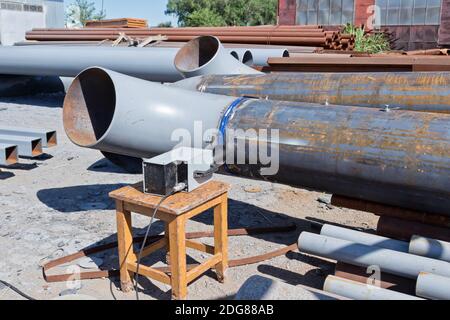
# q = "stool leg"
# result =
<box><xmin>165</xmin><ymin>223</ymin><xmax>171</xmax><ymax>266</ymax></box>
<box><xmin>168</xmin><ymin>217</ymin><xmax>187</xmax><ymax>300</ymax></box>
<box><xmin>116</xmin><ymin>201</ymin><xmax>134</xmax><ymax>292</ymax></box>
<box><xmin>214</xmin><ymin>195</ymin><xmax>228</xmax><ymax>283</ymax></box>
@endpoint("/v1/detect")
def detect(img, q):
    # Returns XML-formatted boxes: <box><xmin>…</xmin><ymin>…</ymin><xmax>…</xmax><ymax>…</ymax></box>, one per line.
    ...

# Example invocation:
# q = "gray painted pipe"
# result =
<box><xmin>324</xmin><ymin>275</ymin><xmax>423</xmax><ymax>300</ymax></box>
<box><xmin>63</xmin><ymin>68</ymin><xmax>450</xmax><ymax>216</ymax></box>
<box><xmin>0</xmin><ymin>46</ymin><xmax>183</xmax><ymax>82</ymax></box>
<box><xmin>0</xmin><ymin>127</ymin><xmax>57</xmax><ymax>148</ymax></box>
<box><xmin>298</xmin><ymin>232</ymin><xmax>450</xmax><ymax>279</ymax></box>
<box><xmin>409</xmin><ymin>236</ymin><xmax>450</xmax><ymax>263</ymax></box>
<box><xmin>173</xmin><ymin>72</ymin><xmax>450</xmax><ymax>113</ymax></box>
<box><xmin>249</xmin><ymin>48</ymin><xmax>290</xmax><ymax>66</ymax></box>
<box><xmin>416</xmin><ymin>272</ymin><xmax>450</xmax><ymax>300</ymax></box>
<box><xmin>321</xmin><ymin>224</ymin><xmax>410</xmax><ymax>252</ymax></box>
<box><xmin>0</xmin><ymin>135</ymin><xmax>43</xmax><ymax>158</ymax></box>
<box><xmin>0</xmin><ymin>143</ymin><xmax>18</xmax><ymax>166</ymax></box>
<box><xmin>235</xmin><ymin>275</ymin><xmax>346</xmax><ymax>300</ymax></box>
<box><xmin>63</xmin><ymin>67</ymin><xmax>236</xmax><ymax>158</ymax></box>
<box><xmin>174</xmin><ymin>36</ymin><xmax>262</xmax><ymax>78</ymax></box>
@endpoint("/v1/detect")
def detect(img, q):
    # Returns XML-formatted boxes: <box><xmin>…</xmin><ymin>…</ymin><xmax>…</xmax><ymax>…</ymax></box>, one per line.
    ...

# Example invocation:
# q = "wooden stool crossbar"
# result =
<box><xmin>110</xmin><ymin>181</ymin><xmax>230</xmax><ymax>300</ymax></box>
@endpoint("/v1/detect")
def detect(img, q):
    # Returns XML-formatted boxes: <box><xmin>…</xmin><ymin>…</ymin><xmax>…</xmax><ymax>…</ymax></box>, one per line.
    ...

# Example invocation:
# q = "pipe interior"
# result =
<box><xmin>242</xmin><ymin>51</ymin><xmax>254</xmax><ymax>65</ymax></box>
<box><xmin>175</xmin><ymin>36</ymin><xmax>220</xmax><ymax>72</ymax></box>
<box><xmin>230</xmin><ymin>51</ymin><xmax>239</xmax><ymax>60</ymax></box>
<box><xmin>283</xmin><ymin>50</ymin><xmax>290</xmax><ymax>57</ymax></box>
<box><xmin>63</xmin><ymin>68</ymin><xmax>116</xmax><ymax>147</ymax></box>
<box><xmin>5</xmin><ymin>145</ymin><xmax>18</xmax><ymax>165</ymax></box>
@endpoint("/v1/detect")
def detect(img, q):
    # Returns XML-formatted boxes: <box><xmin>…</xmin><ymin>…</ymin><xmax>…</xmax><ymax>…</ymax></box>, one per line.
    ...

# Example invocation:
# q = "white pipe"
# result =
<box><xmin>409</xmin><ymin>235</ymin><xmax>450</xmax><ymax>263</ymax></box>
<box><xmin>416</xmin><ymin>272</ymin><xmax>450</xmax><ymax>300</ymax></box>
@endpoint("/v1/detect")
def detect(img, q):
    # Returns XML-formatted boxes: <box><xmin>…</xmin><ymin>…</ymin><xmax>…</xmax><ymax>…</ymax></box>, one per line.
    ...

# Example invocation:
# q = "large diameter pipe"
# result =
<box><xmin>174</xmin><ymin>72</ymin><xmax>450</xmax><ymax>113</ymax></box>
<box><xmin>174</xmin><ymin>36</ymin><xmax>262</xmax><ymax>78</ymax></box>
<box><xmin>63</xmin><ymin>68</ymin><xmax>450</xmax><ymax>216</ymax></box>
<box><xmin>63</xmin><ymin>68</ymin><xmax>237</xmax><ymax>158</ymax></box>
<box><xmin>0</xmin><ymin>46</ymin><xmax>183</xmax><ymax>82</ymax></box>
<box><xmin>416</xmin><ymin>272</ymin><xmax>450</xmax><ymax>300</ymax></box>
<box><xmin>409</xmin><ymin>236</ymin><xmax>450</xmax><ymax>263</ymax></box>
<box><xmin>377</xmin><ymin>217</ymin><xmax>450</xmax><ymax>242</ymax></box>
<box><xmin>324</xmin><ymin>276</ymin><xmax>422</xmax><ymax>300</ymax></box>
<box><xmin>298</xmin><ymin>232</ymin><xmax>450</xmax><ymax>279</ymax></box>
<box><xmin>321</xmin><ymin>224</ymin><xmax>409</xmax><ymax>252</ymax></box>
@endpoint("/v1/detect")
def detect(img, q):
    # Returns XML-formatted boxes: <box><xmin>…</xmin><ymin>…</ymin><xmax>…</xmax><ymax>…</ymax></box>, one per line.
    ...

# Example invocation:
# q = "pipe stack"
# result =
<box><xmin>25</xmin><ymin>25</ymin><xmax>354</xmax><ymax>50</ymax></box>
<box><xmin>296</xmin><ymin>225</ymin><xmax>450</xmax><ymax>300</ymax></box>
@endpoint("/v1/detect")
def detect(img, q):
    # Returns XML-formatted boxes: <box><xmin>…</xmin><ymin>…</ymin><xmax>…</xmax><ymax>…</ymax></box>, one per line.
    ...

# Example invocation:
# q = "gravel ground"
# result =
<box><xmin>0</xmin><ymin>94</ymin><xmax>378</xmax><ymax>300</ymax></box>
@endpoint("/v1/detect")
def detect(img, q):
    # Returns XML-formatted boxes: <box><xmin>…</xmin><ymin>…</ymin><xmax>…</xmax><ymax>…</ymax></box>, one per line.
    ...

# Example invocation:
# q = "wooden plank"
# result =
<box><xmin>186</xmin><ymin>254</ymin><xmax>223</xmax><ymax>284</ymax></box>
<box><xmin>109</xmin><ymin>181</ymin><xmax>230</xmax><ymax>216</ymax></box>
<box><xmin>169</xmin><ymin>216</ymin><xmax>187</xmax><ymax>300</ymax></box>
<box><xmin>214</xmin><ymin>195</ymin><xmax>228</xmax><ymax>283</ymax></box>
<box><xmin>140</xmin><ymin>238</ymin><xmax>167</xmax><ymax>259</ymax></box>
<box><xmin>127</xmin><ymin>262</ymin><xmax>171</xmax><ymax>285</ymax></box>
<box><xmin>186</xmin><ymin>240</ymin><xmax>215</xmax><ymax>255</ymax></box>
<box><xmin>116</xmin><ymin>201</ymin><xmax>135</xmax><ymax>292</ymax></box>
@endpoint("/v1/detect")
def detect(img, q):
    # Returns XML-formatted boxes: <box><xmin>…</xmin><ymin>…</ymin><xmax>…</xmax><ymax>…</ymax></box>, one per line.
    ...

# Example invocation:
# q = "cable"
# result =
<box><xmin>0</xmin><ymin>280</ymin><xmax>36</xmax><ymax>300</ymax></box>
<box><xmin>134</xmin><ymin>183</ymin><xmax>186</xmax><ymax>300</ymax></box>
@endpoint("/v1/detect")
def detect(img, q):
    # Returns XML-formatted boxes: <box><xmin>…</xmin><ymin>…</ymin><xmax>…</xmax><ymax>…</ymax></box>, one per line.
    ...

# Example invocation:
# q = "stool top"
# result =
<box><xmin>109</xmin><ymin>180</ymin><xmax>230</xmax><ymax>216</ymax></box>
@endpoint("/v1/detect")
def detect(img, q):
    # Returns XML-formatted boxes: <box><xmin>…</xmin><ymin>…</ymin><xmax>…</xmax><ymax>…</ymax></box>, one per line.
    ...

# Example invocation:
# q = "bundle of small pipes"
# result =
<box><xmin>297</xmin><ymin>223</ymin><xmax>450</xmax><ymax>300</ymax></box>
<box><xmin>85</xmin><ymin>18</ymin><xmax>148</xmax><ymax>29</ymax></box>
<box><xmin>25</xmin><ymin>25</ymin><xmax>355</xmax><ymax>50</ymax></box>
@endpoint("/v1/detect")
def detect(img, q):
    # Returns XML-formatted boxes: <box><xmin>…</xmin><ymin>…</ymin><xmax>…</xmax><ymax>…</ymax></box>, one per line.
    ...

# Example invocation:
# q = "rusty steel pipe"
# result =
<box><xmin>335</xmin><ymin>262</ymin><xmax>416</xmax><ymax>295</ymax></box>
<box><xmin>174</xmin><ymin>72</ymin><xmax>450</xmax><ymax>114</ymax></box>
<box><xmin>64</xmin><ymin>68</ymin><xmax>450</xmax><ymax>216</ymax></box>
<box><xmin>377</xmin><ymin>217</ymin><xmax>450</xmax><ymax>242</ymax></box>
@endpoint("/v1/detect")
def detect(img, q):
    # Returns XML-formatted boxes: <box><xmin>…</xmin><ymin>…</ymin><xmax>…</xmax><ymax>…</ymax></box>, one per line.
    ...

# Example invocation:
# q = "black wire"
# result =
<box><xmin>0</xmin><ymin>280</ymin><xmax>36</xmax><ymax>300</ymax></box>
<box><xmin>134</xmin><ymin>190</ymin><xmax>176</xmax><ymax>301</ymax></box>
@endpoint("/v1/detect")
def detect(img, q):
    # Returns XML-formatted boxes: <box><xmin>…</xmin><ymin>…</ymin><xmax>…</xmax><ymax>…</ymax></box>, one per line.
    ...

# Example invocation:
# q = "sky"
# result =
<box><xmin>64</xmin><ymin>0</ymin><xmax>178</xmax><ymax>26</ymax></box>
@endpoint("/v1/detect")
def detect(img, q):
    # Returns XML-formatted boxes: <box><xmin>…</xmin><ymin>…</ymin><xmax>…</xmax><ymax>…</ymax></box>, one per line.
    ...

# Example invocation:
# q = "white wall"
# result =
<box><xmin>44</xmin><ymin>0</ymin><xmax>64</xmax><ymax>28</ymax></box>
<box><xmin>0</xmin><ymin>9</ymin><xmax>45</xmax><ymax>45</ymax></box>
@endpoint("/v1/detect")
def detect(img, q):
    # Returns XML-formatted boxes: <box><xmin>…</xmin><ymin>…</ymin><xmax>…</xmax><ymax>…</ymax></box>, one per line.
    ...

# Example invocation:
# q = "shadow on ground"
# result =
<box><xmin>37</xmin><ymin>183</ymin><xmax>126</xmax><ymax>213</ymax></box>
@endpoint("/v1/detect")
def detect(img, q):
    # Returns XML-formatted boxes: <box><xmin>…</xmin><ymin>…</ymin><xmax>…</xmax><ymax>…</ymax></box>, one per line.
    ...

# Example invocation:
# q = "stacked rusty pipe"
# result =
<box><xmin>25</xmin><ymin>25</ymin><xmax>354</xmax><ymax>49</ymax></box>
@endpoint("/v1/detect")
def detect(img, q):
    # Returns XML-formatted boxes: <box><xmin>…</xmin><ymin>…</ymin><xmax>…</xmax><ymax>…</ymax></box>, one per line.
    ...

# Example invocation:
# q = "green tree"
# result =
<box><xmin>157</xmin><ymin>21</ymin><xmax>173</xmax><ymax>28</ymax></box>
<box><xmin>66</xmin><ymin>0</ymin><xmax>106</xmax><ymax>27</ymax></box>
<box><xmin>166</xmin><ymin>0</ymin><xmax>278</xmax><ymax>27</ymax></box>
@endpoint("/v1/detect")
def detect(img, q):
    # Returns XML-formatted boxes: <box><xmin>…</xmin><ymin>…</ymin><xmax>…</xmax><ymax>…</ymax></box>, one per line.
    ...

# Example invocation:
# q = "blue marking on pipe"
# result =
<box><xmin>219</xmin><ymin>96</ymin><xmax>247</xmax><ymax>145</ymax></box>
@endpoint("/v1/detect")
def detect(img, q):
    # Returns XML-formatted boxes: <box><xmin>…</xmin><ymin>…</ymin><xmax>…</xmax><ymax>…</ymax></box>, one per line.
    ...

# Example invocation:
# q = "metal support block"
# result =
<box><xmin>0</xmin><ymin>135</ymin><xmax>43</xmax><ymax>158</ymax></box>
<box><xmin>0</xmin><ymin>127</ymin><xmax>57</xmax><ymax>148</ymax></box>
<box><xmin>0</xmin><ymin>143</ymin><xmax>18</xmax><ymax>166</ymax></box>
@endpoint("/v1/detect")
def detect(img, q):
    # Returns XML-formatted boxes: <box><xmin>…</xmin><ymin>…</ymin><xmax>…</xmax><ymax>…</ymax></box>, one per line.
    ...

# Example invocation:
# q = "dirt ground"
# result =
<box><xmin>0</xmin><ymin>93</ymin><xmax>378</xmax><ymax>300</ymax></box>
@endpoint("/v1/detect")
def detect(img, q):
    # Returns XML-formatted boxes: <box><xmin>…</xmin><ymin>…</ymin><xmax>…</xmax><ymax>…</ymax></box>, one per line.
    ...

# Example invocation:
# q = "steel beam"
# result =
<box><xmin>0</xmin><ymin>143</ymin><xmax>18</xmax><ymax>166</ymax></box>
<box><xmin>0</xmin><ymin>135</ymin><xmax>43</xmax><ymax>158</ymax></box>
<box><xmin>298</xmin><ymin>232</ymin><xmax>450</xmax><ymax>279</ymax></box>
<box><xmin>324</xmin><ymin>276</ymin><xmax>422</xmax><ymax>300</ymax></box>
<box><xmin>416</xmin><ymin>272</ymin><xmax>450</xmax><ymax>300</ymax></box>
<box><xmin>0</xmin><ymin>127</ymin><xmax>57</xmax><ymax>148</ymax></box>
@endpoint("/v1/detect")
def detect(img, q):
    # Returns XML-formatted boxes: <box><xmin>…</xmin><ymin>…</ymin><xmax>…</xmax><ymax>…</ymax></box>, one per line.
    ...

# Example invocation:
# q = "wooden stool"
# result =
<box><xmin>109</xmin><ymin>180</ymin><xmax>230</xmax><ymax>300</ymax></box>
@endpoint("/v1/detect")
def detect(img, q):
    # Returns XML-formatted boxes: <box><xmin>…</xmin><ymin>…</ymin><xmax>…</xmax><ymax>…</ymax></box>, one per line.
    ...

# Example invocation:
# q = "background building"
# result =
<box><xmin>278</xmin><ymin>0</ymin><xmax>450</xmax><ymax>50</ymax></box>
<box><xmin>0</xmin><ymin>0</ymin><xmax>64</xmax><ymax>45</ymax></box>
